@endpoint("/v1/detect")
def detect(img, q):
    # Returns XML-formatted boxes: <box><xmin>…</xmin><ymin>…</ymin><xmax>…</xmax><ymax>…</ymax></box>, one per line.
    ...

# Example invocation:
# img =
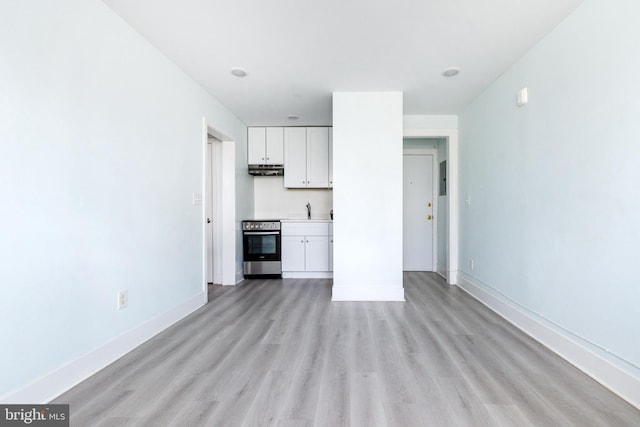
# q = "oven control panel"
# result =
<box><xmin>242</xmin><ymin>221</ymin><xmax>281</xmax><ymax>231</ymax></box>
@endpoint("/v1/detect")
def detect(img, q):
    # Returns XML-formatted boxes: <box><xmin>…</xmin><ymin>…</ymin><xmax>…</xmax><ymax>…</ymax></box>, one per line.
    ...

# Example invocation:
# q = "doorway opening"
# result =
<box><xmin>403</xmin><ymin>130</ymin><xmax>458</xmax><ymax>285</ymax></box>
<box><xmin>403</xmin><ymin>145</ymin><xmax>438</xmax><ymax>272</ymax></box>
<box><xmin>202</xmin><ymin>118</ymin><xmax>237</xmax><ymax>303</ymax></box>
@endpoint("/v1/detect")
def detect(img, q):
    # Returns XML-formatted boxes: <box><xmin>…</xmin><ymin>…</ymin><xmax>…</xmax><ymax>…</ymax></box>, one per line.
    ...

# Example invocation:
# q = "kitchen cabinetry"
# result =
<box><xmin>282</xmin><ymin>236</ymin><xmax>328</xmax><ymax>272</ymax></box>
<box><xmin>248</xmin><ymin>127</ymin><xmax>284</xmax><ymax>165</ymax></box>
<box><xmin>329</xmin><ymin>222</ymin><xmax>334</xmax><ymax>272</ymax></box>
<box><xmin>281</xmin><ymin>221</ymin><xmax>332</xmax><ymax>278</ymax></box>
<box><xmin>283</xmin><ymin>128</ymin><xmax>307</xmax><ymax>186</ymax></box>
<box><xmin>284</xmin><ymin>127</ymin><xmax>330</xmax><ymax>188</ymax></box>
<box><xmin>328</xmin><ymin>127</ymin><xmax>333</xmax><ymax>188</ymax></box>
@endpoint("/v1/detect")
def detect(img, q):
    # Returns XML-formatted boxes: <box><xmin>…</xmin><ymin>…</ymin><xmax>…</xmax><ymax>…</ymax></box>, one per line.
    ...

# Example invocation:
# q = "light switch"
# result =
<box><xmin>193</xmin><ymin>192</ymin><xmax>203</xmax><ymax>205</ymax></box>
<box><xmin>517</xmin><ymin>88</ymin><xmax>528</xmax><ymax>107</ymax></box>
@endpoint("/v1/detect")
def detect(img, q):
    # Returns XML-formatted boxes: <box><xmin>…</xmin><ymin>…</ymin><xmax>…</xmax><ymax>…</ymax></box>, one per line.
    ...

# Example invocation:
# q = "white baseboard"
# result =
<box><xmin>457</xmin><ymin>273</ymin><xmax>640</xmax><ymax>410</ymax></box>
<box><xmin>235</xmin><ymin>269</ymin><xmax>244</xmax><ymax>284</ymax></box>
<box><xmin>331</xmin><ymin>285</ymin><xmax>405</xmax><ymax>301</ymax></box>
<box><xmin>1</xmin><ymin>292</ymin><xmax>205</xmax><ymax>404</ymax></box>
<box><xmin>447</xmin><ymin>269</ymin><xmax>458</xmax><ymax>285</ymax></box>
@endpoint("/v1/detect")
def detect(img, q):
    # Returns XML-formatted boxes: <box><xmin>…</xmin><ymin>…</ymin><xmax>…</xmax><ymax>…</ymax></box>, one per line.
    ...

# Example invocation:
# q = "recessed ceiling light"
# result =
<box><xmin>231</xmin><ymin>67</ymin><xmax>247</xmax><ymax>77</ymax></box>
<box><xmin>442</xmin><ymin>67</ymin><xmax>460</xmax><ymax>77</ymax></box>
<box><xmin>287</xmin><ymin>115</ymin><xmax>299</xmax><ymax>120</ymax></box>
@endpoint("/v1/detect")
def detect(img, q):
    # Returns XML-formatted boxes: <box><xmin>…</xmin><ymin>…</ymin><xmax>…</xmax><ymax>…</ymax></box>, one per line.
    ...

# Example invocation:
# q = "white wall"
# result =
<box><xmin>458</xmin><ymin>0</ymin><xmax>640</xmax><ymax>403</ymax></box>
<box><xmin>332</xmin><ymin>92</ymin><xmax>404</xmax><ymax>301</ymax></box>
<box><xmin>253</xmin><ymin>177</ymin><xmax>332</xmax><ymax>219</ymax></box>
<box><xmin>404</xmin><ymin>115</ymin><xmax>458</xmax><ymax>130</ymax></box>
<box><xmin>0</xmin><ymin>0</ymin><xmax>251</xmax><ymax>401</ymax></box>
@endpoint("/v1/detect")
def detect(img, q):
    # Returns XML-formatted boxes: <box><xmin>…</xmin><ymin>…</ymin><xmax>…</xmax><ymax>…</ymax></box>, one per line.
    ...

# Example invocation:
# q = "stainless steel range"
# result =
<box><xmin>242</xmin><ymin>220</ymin><xmax>282</xmax><ymax>278</ymax></box>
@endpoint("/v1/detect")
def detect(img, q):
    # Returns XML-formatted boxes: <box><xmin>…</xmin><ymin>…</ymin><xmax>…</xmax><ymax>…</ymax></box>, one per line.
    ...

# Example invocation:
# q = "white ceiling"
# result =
<box><xmin>103</xmin><ymin>0</ymin><xmax>583</xmax><ymax>126</ymax></box>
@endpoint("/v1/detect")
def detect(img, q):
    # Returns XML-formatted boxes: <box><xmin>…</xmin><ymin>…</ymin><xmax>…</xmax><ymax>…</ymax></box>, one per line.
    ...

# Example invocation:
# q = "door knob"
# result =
<box><xmin>207</xmin><ymin>218</ymin><xmax>211</xmax><ymax>223</ymax></box>
<box><xmin>426</xmin><ymin>215</ymin><xmax>432</xmax><ymax>220</ymax></box>
<box><xmin>427</xmin><ymin>202</ymin><xmax>432</xmax><ymax>207</ymax></box>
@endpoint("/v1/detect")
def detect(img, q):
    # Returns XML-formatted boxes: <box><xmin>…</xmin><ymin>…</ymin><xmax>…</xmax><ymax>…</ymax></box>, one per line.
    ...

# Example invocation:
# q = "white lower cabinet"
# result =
<box><xmin>281</xmin><ymin>236</ymin><xmax>306</xmax><ymax>272</ymax></box>
<box><xmin>329</xmin><ymin>237</ymin><xmax>333</xmax><ymax>272</ymax></box>
<box><xmin>304</xmin><ymin>236</ymin><xmax>329</xmax><ymax>271</ymax></box>
<box><xmin>281</xmin><ymin>221</ymin><xmax>332</xmax><ymax>278</ymax></box>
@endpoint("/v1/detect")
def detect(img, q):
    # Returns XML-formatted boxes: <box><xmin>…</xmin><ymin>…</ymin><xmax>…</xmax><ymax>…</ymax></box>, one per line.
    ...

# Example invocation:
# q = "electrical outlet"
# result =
<box><xmin>517</xmin><ymin>87</ymin><xmax>528</xmax><ymax>106</ymax></box>
<box><xmin>469</xmin><ymin>258</ymin><xmax>475</xmax><ymax>271</ymax></box>
<box><xmin>117</xmin><ymin>291</ymin><xmax>128</xmax><ymax>310</ymax></box>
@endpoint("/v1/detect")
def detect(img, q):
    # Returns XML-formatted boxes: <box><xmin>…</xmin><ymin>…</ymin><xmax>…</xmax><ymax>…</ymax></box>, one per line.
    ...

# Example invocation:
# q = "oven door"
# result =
<box><xmin>243</xmin><ymin>231</ymin><xmax>281</xmax><ymax>262</ymax></box>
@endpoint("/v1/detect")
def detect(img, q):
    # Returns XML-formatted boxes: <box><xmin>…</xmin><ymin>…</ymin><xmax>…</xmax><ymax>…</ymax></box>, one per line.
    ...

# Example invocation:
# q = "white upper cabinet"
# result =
<box><xmin>284</xmin><ymin>127</ymin><xmax>330</xmax><ymax>188</ymax></box>
<box><xmin>248</xmin><ymin>127</ymin><xmax>266</xmax><ymax>164</ymax></box>
<box><xmin>284</xmin><ymin>128</ymin><xmax>307</xmax><ymax>188</ymax></box>
<box><xmin>306</xmin><ymin>127</ymin><xmax>329</xmax><ymax>188</ymax></box>
<box><xmin>265</xmin><ymin>127</ymin><xmax>284</xmax><ymax>164</ymax></box>
<box><xmin>248</xmin><ymin>127</ymin><xmax>284</xmax><ymax>165</ymax></box>
<box><xmin>328</xmin><ymin>127</ymin><xmax>333</xmax><ymax>188</ymax></box>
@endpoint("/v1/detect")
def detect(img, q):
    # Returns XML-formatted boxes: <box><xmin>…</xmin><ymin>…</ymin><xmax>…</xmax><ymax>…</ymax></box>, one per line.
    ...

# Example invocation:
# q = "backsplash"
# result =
<box><xmin>253</xmin><ymin>177</ymin><xmax>333</xmax><ymax>220</ymax></box>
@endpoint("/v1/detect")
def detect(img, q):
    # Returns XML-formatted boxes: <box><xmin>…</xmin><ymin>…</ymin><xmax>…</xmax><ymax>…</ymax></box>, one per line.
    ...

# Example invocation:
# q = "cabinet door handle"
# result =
<box><xmin>301</xmin><ymin>240</ymin><xmax>304</xmax><ymax>243</ymax></box>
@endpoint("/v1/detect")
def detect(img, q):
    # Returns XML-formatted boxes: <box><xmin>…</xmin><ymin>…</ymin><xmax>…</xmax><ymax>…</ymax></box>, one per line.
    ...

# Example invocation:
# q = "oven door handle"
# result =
<box><xmin>244</xmin><ymin>231</ymin><xmax>280</xmax><ymax>235</ymax></box>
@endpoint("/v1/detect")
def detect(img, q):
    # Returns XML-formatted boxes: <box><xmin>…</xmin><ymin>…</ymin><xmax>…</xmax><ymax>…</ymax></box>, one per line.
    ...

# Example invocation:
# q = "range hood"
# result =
<box><xmin>248</xmin><ymin>164</ymin><xmax>284</xmax><ymax>176</ymax></box>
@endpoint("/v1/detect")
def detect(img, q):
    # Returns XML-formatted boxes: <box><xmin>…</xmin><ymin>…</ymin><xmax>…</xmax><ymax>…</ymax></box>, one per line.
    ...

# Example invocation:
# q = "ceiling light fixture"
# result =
<box><xmin>287</xmin><ymin>115</ymin><xmax>299</xmax><ymax>120</ymax></box>
<box><xmin>230</xmin><ymin>67</ymin><xmax>247</xmax><ymax>77</ymax></box>
<box><xmin>442</xmin><ymin>67</ymin><xmax>460</xmax><ymax>77</ymax></box>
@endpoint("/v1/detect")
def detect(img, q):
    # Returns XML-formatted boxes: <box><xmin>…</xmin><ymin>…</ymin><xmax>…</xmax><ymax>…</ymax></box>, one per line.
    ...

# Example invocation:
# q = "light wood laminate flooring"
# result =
<box><xmin>53</xmin><ymin>273</ymin><xmax>640</xmax><ymax>426</ymax></box>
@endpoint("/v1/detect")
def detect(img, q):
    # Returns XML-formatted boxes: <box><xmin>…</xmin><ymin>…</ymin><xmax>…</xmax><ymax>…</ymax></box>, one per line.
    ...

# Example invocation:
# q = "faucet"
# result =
<box><xmin>306</xmin><ymin>202</ymin><xmax>311</xmax><ymax>220</ymax></box>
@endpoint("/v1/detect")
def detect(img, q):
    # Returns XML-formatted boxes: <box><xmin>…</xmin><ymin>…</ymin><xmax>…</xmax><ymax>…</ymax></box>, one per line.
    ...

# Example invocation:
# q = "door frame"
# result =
<box><xmin>403</xmin><ymin>148</ymin><xmax>438</xmax><ymax>272</ymax></box>
<box><xmin>202</xmin><ymin>118</ymin><xmax>236</xmax><ymax>303</ymax></box>
<box><xmin>403</xmin><ymin>128</ymin><xmax>458</xmax><ymax>285</ymax></box>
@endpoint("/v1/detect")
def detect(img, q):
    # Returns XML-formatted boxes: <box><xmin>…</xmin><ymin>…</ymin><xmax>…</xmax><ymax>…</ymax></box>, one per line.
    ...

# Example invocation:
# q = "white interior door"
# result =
<box><xmin>206</xmin><ymin>137</ymin><xmax>223</xmax><ymax>285</ymax></box>
<box><xmin>403</xmin><ymin>154</ymin><xmax>434</xmax><ymax>271</ymax></box>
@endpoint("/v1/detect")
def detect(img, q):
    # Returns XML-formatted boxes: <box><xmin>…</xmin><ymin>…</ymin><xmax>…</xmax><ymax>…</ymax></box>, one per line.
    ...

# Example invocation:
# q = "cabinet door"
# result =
<box><xmin>248</xmin><ymin>127</ymin><xmax>266</xmax><ymax>164</ymax></box>
<box><xmin>328</xmin><ymin>127</ymin><xmax>333</xmax><ymax>188</ymax></box>
<box><xmin>284</xmin><ymin>127</ymin><xmax>307</xmax><ymax>188</ymax></box>
<box><xmin>305</xmin><ymin>236</ymin><xmax>329</xmax><ymax>272</ymax></box>
<box><xmin>329</xmin><ymin>235</ymin><xmax>333</xmax><ymax>272</ymax></box>
<box><xmin>265</xmin><ymin>127</ymin><xmax>284</xmax><ymax>164</ymax></box>
<box><xmin>306</xmin><ymin>127</ymin><xmax>329</xmax><ymax>188</ymax></box>
<box><xmin>282</xmin><ymin>235</ymin><xmax>306</xmax><ymax>272</ymax></box>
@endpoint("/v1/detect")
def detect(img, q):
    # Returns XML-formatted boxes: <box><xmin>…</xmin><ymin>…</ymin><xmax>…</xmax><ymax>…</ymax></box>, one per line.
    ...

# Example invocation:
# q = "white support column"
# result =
<box><xmin>332</xmin><ymin>92</ymin><xmax>405</xmax><ymax>301</ymax></box>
